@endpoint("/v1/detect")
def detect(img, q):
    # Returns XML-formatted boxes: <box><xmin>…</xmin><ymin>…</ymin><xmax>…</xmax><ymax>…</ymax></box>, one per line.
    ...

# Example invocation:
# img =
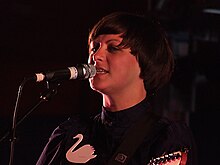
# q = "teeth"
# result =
<box><xmin>96</xmin><ymin>68</ymin><xmax>107</xmax><ymax>73</ymax></box>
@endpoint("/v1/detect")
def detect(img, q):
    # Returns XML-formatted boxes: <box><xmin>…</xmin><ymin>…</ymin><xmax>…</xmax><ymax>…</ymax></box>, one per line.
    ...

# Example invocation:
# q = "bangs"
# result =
<box><xmin>89</xmin><ymin>21</ymin><xmax>125</xmax><ymax>43</ymax></box>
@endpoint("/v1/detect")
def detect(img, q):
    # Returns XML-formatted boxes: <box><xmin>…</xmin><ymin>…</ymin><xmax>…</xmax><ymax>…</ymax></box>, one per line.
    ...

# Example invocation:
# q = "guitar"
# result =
<box><xmin>147</xmin><ymin>149</ymin><xmax>188</xmax><ymax>165</ymax></box>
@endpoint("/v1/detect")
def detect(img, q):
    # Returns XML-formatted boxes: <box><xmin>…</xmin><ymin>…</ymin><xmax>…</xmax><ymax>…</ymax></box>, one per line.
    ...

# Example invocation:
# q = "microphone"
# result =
<box><xmin>34</xmin><ymin>64</ymin><xmax>96</xmax><ymax>82</ymax></box>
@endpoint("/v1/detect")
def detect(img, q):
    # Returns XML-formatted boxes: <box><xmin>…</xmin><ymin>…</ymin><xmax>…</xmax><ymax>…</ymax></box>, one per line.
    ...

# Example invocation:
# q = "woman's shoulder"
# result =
<box><xmin>59</xmin><ymin>114</ymin><xmax>98</xmax><ymax>129</ymax></box>
<box><xmin>50</xmin><ymin>114</ymin><xmax>97</xmax><ymax>136</ymax></box>
<box><xmin>158</xmin><ymin>116</ymin><xmax>193</xmax><ymax>138</ymax></box>
<box><xmin>150</xmin><ymin>114</ymin><xmax>195</xmax><ymax>153</ymax></box>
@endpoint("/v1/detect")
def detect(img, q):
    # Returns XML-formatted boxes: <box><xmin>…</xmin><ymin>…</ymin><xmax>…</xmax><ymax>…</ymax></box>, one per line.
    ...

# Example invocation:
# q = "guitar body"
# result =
<box><xmin>147</xmin><ymin>149</ymin><xmax>188</xmax><ymax>165</ymax></box>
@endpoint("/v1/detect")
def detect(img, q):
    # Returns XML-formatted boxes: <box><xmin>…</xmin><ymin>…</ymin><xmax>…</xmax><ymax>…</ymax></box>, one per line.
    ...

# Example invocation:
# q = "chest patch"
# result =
<box><xmin>66</xmin><ymin>134</ymin><xmax>97</xmax><ymax>163</ymax></box>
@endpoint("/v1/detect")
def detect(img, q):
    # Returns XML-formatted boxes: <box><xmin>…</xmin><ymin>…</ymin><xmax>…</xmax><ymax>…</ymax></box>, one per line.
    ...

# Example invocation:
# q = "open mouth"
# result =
<box><xmin>96</xmin><ymin>68</ymin><xmax>109</xmax><ymax>74</ymax></box>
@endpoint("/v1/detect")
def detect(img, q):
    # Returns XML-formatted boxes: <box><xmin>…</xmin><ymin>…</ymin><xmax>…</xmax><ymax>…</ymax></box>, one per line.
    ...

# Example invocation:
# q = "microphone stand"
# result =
<box><xmin>9</xmin><ymin>77</ymin><xmax>29</xmax><ymax>165</ymax></box>
<box><xmin>1</xmin><ymin>77</ymin><xmax>60</xmax><ymax>165</ymax></box>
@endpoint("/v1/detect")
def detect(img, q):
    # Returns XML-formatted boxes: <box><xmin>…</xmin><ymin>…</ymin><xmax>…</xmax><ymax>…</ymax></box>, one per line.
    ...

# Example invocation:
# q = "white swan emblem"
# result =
<box><xmin>66</xmin><ymin>134</ymin><xmax>97</xmax><ymax>163</ymax></box>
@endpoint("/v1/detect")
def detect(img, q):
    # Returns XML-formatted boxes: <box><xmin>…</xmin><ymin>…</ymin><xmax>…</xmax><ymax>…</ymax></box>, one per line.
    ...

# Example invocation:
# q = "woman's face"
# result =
<box><xmin>88</xmin><ymin>34</ymin><xmax>143</xmax><ymax>95</ymax></box>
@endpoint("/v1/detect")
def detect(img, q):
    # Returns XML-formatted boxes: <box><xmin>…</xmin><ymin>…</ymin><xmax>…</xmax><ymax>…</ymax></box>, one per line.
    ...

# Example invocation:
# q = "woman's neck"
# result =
<box><xmin>102</xmin><ymin>87</ymin><xmax>147</xmax><ymax>112</ymax></box>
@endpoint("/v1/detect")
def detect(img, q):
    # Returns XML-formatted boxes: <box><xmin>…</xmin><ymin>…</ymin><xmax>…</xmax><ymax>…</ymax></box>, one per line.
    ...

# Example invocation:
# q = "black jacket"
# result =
<box><xmin>36</xmin><ymin>99</ymin><xmax>197</xmax><ymax>165</ymax></box>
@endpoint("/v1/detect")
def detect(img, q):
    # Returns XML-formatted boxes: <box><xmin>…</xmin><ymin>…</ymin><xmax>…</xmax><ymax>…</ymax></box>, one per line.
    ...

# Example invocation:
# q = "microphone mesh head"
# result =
<box><xmin>81</xmin><ymin>64</ymin><xmax>96</xmax><ymax>79</ymax></box>
<box><xmin>88</xmin><ymin>64</ymin><xmax>96</xmax><ymax>78</ymax></box>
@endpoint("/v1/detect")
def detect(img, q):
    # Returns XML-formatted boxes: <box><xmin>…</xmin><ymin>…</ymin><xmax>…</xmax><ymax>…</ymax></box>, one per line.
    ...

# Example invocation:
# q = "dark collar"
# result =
<box><xmin>101</xmin><ymin>98</ymin><xmax>151</xmax><ymax>127</ymax></box>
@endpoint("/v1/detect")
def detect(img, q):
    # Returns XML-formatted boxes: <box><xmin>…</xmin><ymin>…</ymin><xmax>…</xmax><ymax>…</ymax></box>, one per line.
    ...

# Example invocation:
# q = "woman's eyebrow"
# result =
<box><xmin>106</xmin><ymin>39</ymin><xmax>121</xmax><ymax>44</ymax></box>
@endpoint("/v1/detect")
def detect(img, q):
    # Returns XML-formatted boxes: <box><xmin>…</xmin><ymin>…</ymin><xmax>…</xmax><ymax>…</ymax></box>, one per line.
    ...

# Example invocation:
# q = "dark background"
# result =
<box><xmin>1</xmin><ymin>0</ymin><xmax>220</xmax><ymax>164</ymax></box>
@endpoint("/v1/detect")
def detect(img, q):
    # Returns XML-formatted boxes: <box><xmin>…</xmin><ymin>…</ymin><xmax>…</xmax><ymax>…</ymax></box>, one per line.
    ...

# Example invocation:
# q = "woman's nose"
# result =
<box><xmin>93</xmin><ymin>50</ymin><xmax>104</xmax><ymax>62</ymax></box>
<box><xmin>90</xmin><ymin>48</ymin><xmax>104</xmax><ymax>64</ymax></box>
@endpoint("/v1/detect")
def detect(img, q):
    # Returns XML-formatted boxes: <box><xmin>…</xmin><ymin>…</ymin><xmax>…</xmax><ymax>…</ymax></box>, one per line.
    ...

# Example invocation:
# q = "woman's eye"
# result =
<box><xmin>107</xmin><ymin>45</ymin><xmax>120</xmax><ymax>53</ymax></box>
<box><xmin>91</xmin><ymin>47</ymin><xmax>97</xmax><ymax>54</ymax></box>
<box><xmin>90</xmin><ymin>43</ymin><xmax>100</xmax><ymax>55</ymax></box>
